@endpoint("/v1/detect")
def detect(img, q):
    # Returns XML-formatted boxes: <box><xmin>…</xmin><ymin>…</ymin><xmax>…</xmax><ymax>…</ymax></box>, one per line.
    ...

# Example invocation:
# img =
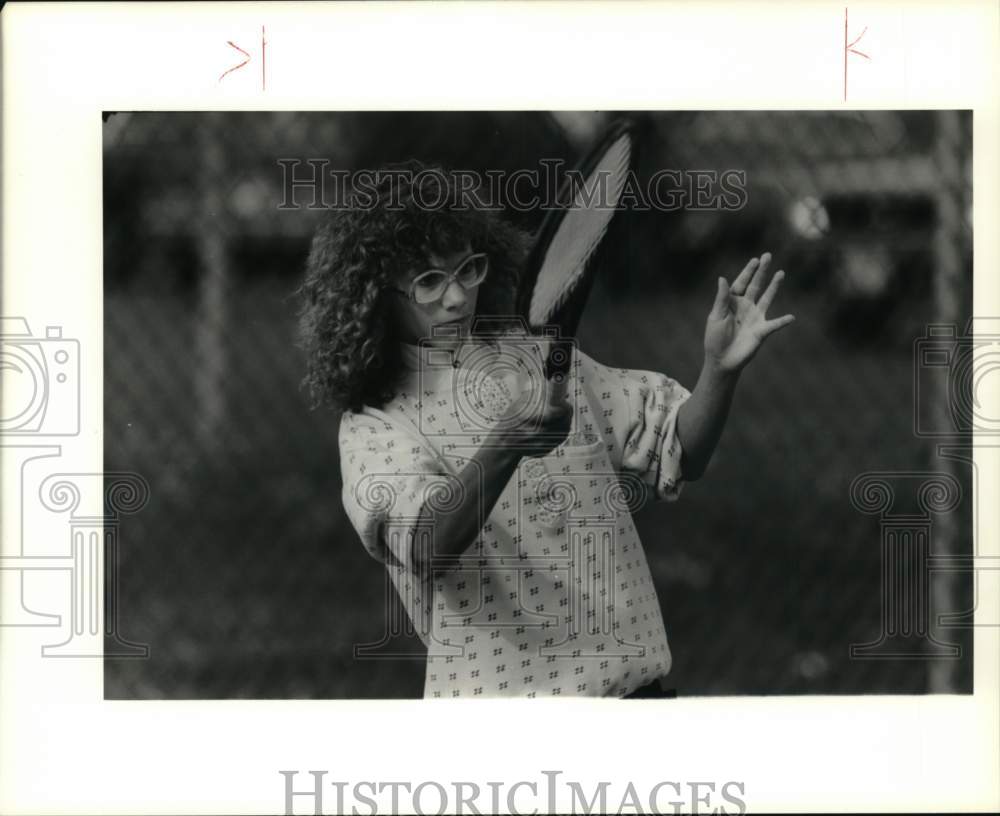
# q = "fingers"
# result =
<box><xmin>500</xmin><ymin>387</ymin><xmax>533</xmax><ymax>423</ymax></box>
<box><xmin>544</xmin><ymin>368</ymin><xmax>573</xmax><ymax>403</ymax></box>
<box><xmin>541</xmin><ymin>382</ymin><xmax>573</xmax><ymax>419</ymax></box>
<box><xmin>730</xmin><ymin>256</ymin><xmax>759</xmax><ymax>296</ymax></box>
<box><xmin>745</xmin><ymin>252</ymin><xmax>771</xmax><ymax>301</ymax></box>
<box><xmin>710</xmin><ymin>276</ymin><xmax>731</xmax><ymax>318</ymax></box>
<box><xmin>757</xmin><ymin>268</ymin><xmax>785</xmax><ymax>314</ymax></box>
<box><xmin>537</xmin><ymin>396</ymin><xmax>573</xmax><ymax>451</ymax></box>
<box><xmin>542</xmin><ymin>406</ymin><xmax>573</xmax><ymax>432</ymax></box>
<box><xmin>760</xmin><ymin>313</ymin><xmax>795</xmax><ymax>338</ymax></box>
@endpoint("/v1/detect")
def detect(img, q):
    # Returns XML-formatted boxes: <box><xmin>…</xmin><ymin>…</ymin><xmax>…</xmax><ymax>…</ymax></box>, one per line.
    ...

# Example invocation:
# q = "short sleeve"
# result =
<box><xmin>577</xmin><ymin>353</ymin><xmax>692</xmax><ymax>501</ymax></box>
<box><xmin>338</xmin><ymin>409</ymin><xmax>452</xmax><ymax>569</ymax></box>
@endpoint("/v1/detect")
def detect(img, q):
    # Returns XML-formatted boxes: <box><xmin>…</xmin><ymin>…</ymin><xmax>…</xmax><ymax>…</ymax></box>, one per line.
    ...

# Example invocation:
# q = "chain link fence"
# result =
<box><xmin>103</xmin><ymin>110</ymin><xmax>973</xmax><ymax>698</ymax></box>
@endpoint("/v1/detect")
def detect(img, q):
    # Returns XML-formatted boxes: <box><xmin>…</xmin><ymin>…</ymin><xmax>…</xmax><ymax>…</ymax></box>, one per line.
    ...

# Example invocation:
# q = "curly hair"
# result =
<box><xmin>295</xmin><ymin>161</ymin><xmax>531</xmax><ymax>412</ymax></box>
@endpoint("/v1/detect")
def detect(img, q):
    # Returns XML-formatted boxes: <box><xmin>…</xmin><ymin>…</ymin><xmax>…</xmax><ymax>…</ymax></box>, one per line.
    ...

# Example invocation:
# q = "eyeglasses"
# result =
<box><xmin>393</xmin><ymin>252</ymin><xmax>489</xmax><ymax>305</ymax></box>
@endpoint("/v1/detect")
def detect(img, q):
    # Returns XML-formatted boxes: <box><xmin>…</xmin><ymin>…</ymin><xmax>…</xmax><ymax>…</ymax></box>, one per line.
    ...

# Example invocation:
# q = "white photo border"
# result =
<box><xmin>1</xmin><ymin>1</ymin><xmax>998</xmax><ymax>814</ymax></box>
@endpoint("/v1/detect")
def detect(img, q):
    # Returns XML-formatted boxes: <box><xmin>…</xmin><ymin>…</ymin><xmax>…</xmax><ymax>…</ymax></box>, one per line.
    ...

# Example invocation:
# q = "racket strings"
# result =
<box><xmin>528</xmin><ymin>134</ymin><xmax>632</xmax><ymax>327</ymax></box>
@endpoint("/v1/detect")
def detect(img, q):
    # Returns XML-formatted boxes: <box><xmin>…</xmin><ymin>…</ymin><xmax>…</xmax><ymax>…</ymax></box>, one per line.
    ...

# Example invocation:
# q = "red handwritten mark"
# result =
<box><xmin>219</xmin><ymin>40</ymin><xmax>251</xmax><ymax>83</ymax></box>
<box><xmin>843</xmin><ymin>8</ymin><xmax>871</xmax><ymax>102</ymax></box>
<box><xmin>219</xmin><ymin>27</ymin><xmax>267</xmax><ymax>90</ymax></box>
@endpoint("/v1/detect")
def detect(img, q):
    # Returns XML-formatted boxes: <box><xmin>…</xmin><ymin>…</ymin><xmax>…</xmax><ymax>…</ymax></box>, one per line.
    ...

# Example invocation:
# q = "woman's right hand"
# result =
<box><xmin>494</xmin><ymin>375</ymin><xmax>573</xmax><ymax>458</ymax></box>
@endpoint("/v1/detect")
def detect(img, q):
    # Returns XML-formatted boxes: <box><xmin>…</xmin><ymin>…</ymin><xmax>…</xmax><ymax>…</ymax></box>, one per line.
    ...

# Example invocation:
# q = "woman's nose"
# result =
<box><xmin>440</xmin><ymin>279</ymin><xmax>468</xmax><ymax>310</ymax></box>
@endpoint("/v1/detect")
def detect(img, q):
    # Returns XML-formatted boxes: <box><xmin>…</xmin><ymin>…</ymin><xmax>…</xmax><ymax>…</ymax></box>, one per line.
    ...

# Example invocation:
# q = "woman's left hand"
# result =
<box><xmin>703</xmin><ymin>252</ymin><xmax>795</xmax><ymax>374</ymax></box>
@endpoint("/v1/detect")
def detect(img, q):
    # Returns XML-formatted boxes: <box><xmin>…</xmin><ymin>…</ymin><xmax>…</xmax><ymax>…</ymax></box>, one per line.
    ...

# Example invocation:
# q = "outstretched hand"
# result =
<box><xmin>703</xmin><ymin>252</ymin><xmax>795</xmax><ymax>373</ymax></box>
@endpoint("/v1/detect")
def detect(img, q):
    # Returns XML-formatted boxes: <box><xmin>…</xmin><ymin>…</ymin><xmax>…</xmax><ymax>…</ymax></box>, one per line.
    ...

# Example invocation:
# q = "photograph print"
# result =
<box><xmin>102</xmin><ymin>109</ymin><xmax>974</xmax><ymax>699</ymax></box>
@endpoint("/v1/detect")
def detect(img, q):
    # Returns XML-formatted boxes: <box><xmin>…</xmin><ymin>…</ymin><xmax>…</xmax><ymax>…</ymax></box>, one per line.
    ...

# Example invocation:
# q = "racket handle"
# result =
<box><xmin>547</xmin><ymin>370</ymin><xmax>569</xmax><ymax>406</ymax></box>
<box><xmin>544</xmin><ymin>338</ymin><xmax>573</xmax><ymax>405</ymax></box>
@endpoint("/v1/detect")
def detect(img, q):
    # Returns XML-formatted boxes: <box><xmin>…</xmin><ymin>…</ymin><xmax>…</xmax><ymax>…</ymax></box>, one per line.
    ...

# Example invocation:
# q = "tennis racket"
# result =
<box><xmin>516</xmin><ymin>117</ymin><xmax>641</xmax><ymax>383</ymax></box>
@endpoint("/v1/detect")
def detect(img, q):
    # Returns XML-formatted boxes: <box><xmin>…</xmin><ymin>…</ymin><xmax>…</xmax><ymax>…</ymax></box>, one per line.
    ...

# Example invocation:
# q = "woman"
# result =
<box><xmin>298</xmin><ymin>163</ymin><xmax>793</xmax><ymax>698</ymax></box>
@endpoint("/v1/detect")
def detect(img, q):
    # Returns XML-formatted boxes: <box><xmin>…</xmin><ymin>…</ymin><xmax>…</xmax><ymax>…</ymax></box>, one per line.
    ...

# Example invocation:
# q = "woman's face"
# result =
<box><xmin>391</xmin><ymin>245</ymin><xmax>481</xmax><ymax>346</ymax></box>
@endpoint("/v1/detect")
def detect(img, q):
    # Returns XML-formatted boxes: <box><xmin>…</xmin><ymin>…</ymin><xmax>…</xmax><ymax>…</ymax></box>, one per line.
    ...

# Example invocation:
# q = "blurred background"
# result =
<box><xmin>103</xmin><ymin>110</ymin><xmax>974</xmax><ymax>698</ymax></box>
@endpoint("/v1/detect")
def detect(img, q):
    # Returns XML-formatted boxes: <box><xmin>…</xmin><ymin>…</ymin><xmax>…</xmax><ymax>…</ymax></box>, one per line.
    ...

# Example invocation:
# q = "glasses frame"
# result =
<box><xmin>393</xmin><ymin>252</ymin><xmax>490</xmax><ymax>305</ymax></box>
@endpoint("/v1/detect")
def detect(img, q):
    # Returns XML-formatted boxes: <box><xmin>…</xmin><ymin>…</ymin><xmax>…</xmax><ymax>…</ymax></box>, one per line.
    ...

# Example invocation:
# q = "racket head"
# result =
<box><xmin>516</xmin><ymin>118</ymin><xmax>641</xmax><ymax>377</ymax></box>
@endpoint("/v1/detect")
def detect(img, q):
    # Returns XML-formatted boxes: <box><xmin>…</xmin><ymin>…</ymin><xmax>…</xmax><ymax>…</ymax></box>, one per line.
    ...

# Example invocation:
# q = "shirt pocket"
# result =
<box><xmin>520</xmin><ymin>432</ymin><xmax>643</xmax><ymax>533</ymax></box>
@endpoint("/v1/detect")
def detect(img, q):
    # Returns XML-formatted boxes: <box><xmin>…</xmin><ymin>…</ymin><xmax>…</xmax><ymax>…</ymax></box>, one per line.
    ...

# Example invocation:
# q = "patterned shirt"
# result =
<box><xmin>339</xmin><ymin>333</ymin><xmax>691</xmax><ymax>698</ymax></box>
